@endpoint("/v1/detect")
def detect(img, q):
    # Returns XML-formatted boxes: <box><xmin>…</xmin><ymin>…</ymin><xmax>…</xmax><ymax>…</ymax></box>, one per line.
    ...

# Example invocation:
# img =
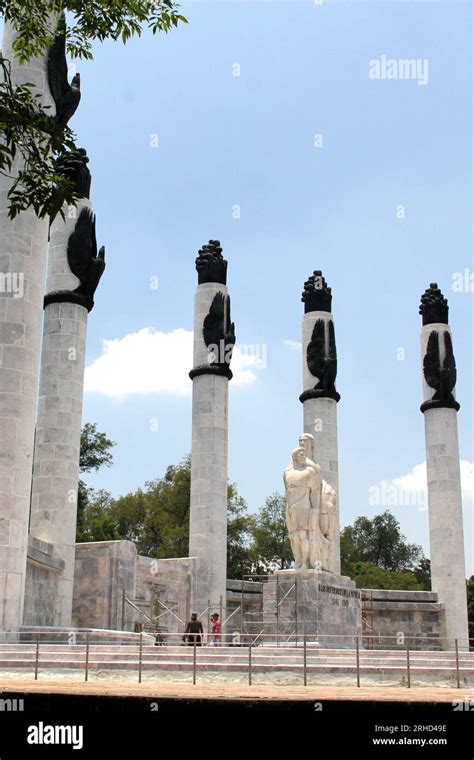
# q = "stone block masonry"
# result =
<box><xmin>0</xmin><ymin>21</ymin><xmax>55</xmax><ymax>632</ymax></box>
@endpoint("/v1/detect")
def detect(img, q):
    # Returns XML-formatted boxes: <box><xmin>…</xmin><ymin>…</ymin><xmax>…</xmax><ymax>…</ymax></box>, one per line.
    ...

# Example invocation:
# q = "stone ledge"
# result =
<box><xmin>27</xmin><ymin>535</ymin><xmax>64</xmax><ymax>572</ymax></box>
<box><xmin>361</xmin><ymin>589</ymin><xmax>439</xmax><ymax>603</ymax></box>
<box><xmin>362</xmin><ymin>601</ymin><xmax>444</xmax><ymax>612</ymax></box>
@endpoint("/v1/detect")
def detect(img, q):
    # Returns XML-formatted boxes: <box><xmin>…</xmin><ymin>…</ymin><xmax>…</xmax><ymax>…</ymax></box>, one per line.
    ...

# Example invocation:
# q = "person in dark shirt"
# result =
<box><xmin>183</xmin><ymin>612</ymin><xmax>204</xmax><ymax>646</ymax></box>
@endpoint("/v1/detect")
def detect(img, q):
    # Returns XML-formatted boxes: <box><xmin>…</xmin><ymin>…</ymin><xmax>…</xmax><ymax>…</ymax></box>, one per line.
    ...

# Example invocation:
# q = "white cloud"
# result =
<box><xmin>392</xmin><ymin>462</ymin><xmax>428</xmax><ymax>494</ymax></box>
<box><xmin>284</xmin><ymin>340</ymin><xmax>302</xmax><ymax>351</ymax></box>
<box><xmin>84</xmin><ymin>327</ymin><xmax>259</xmax><ymax>398</ymax></box>
<box><xmin>375</xmin><ymin>461</ymin><xmax>474</xmax><ymax>505</ymax></box>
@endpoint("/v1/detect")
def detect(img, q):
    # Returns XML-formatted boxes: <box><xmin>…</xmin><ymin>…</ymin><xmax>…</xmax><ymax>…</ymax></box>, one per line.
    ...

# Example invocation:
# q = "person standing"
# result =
<box><xmin>183</xmin><ymin>613</ymin><xmax>204</xmax><ymax>646</ymax></box>
<box><xmin>210</xmin><ymin>613</ymin><xmax>222</xmax><ymax>646</ymax></box>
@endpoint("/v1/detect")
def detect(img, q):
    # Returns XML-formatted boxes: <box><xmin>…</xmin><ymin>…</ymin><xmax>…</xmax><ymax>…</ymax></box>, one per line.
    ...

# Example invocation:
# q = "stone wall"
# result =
<box><xmin>72</xmin><ymin>541</ymin><xmax>194</xmax><ymax>636</ymax></box>
<box><xmin>362</xmin><ymin>589</ymin><xmax>446</xmax><ymax>650</ymax></box>
<box><xmin>23</xmin><ymin>536</ymin><xmax>64</xmax><ymax>627</ymax></box>
<box><xmin>135</xmin><ymin>556</ymin><xmax>193</xmax><ymax>638</ymax></box>
<box><xmin>64</xmin><ymin>546</ymin><xmax>445</xmax><ymax>650</ymax></box>
<box><xmin>227</xmin><ymin>579</ymin><xmax>264</xmax><ymax>636</ymax></box>
<box><xmin>72</xmin><ymin>540</ymin><xmax>136</xmax><ymax>631</ymax></box>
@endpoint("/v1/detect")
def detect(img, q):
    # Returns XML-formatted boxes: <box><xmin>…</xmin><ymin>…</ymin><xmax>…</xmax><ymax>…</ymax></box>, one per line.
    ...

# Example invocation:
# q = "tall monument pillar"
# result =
<box><xmin>29</xmin><ymin>150</ymin><xmax>105</xmax><ymax>627</ymax></box>
<box><xmin>419</xmin><ymin>283</ymin><xmax>469</xmax><ymax>649</ymax></box>
<box><xmin>0</xmin><ymin>15</ymin><xmax>80</xmax><ymax>631</ymax></box>
<box><xmin>189</xmin><ymin>241</ymin><xmax>235</xmax><ymax>617</ymax></box>
<box><xmin>299</xmin><ymin>271</ymin><xmax>341</xmax><ymax>573</ymax></box>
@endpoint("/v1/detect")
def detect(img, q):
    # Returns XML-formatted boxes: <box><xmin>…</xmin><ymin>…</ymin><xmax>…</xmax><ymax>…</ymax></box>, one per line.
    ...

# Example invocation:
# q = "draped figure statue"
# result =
<box><xmin>283</xmin><ymin>434</ymin><xmax>337</xmax><ymax>571</ymax></box>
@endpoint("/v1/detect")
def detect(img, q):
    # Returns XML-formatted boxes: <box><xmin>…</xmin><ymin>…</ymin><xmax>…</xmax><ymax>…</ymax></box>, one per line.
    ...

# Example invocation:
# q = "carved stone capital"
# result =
<box><xmin>189</xmin><ymin>364</ymin><xmax>233</xmax><ymax>381</ymax></box>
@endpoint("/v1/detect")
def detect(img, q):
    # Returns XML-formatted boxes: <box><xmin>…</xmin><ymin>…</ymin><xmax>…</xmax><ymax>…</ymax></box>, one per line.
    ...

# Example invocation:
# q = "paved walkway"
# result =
<box><xmin>0</xmin><ymin>679</ymin><xmax>470</xmax><ymax>702</ymax></box>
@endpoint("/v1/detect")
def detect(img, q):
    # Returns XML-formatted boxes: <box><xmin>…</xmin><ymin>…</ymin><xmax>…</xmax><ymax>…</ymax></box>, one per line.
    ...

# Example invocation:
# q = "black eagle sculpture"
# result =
<box><xmin>306</xmin><ymin>319</ymin><xmax>339</xmax><ymax>399</ymax></box>
<box><xmin>203</xmin><ymin>292</ymin><xmax>236</xmax><ymax>367</ymax></box>
<box><xmin>423</xmin><ymin>330</ymin><xmax>459</xmax><ymax>409</ymax></box>
<box><xmin>48</xmin><ymin>13</ymin><xmax>81</xmax><ymax>127</ymax></box>
<box><xmin>44</xmin><ymin>207</ymin><xmax>105</xmax><ymax>312</ymax></box>
<box><xmin>67</xmin><ymin>208</ymin><xmax>105</xmax><ymax>311</ymax></box>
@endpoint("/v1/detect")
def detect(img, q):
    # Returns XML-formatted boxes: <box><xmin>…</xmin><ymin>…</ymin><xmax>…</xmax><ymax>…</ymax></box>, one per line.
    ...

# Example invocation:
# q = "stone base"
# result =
<box><xmin>18</xmin><ymin>626</ymin><xmax>155</xmax><ymax>645</ymax></box>
<box><xmin>361</xmin><ymin>589</ymin><xmax>447</xmax><ymax>650</ymax></box>
<box><xmin>263</xmin><ymin>570</ymin><xmax>362</xmax><ymax>647</ymax></box>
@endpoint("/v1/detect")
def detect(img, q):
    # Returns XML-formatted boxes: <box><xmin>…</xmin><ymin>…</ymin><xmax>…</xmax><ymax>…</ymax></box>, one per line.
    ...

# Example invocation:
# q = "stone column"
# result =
<box><xmin>419</xmin><ymin>283</ymin><xmax>469</xmax><ymax>649</ymax></box>
<box><xmin>189</xmin><ymin>241</ymin><xmax>235</xmax><ymax>618</ymax></box>
<box><xmin>299</xmin><ymin>271</ymin><xmax>341</xmax><ymax>574</ymax></box>
<box><xmin>0</xmin><ymin>15</ymin><xmax>78</xmax><ymax>631</ymax></box>
<box><xmin>29</xmin><ymin>150</ymin><xmax>104</xmax><ymax>627</ymax></box>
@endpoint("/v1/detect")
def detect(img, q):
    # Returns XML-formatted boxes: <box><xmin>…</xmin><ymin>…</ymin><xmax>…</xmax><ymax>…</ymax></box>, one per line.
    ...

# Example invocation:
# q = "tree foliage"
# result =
<box><xmin>340</xmin><ymin>510</ymin><xmax>430</xmax><ymax>591</ymax></box>
<box><xmin>76</xmin><ymin>422</ymin><xmax>115</xmax><ymax>542</ymax></box>
<box><xmin>0</xmin><ymin>55</ymin><xmax>79</xmax><ymax>219</ymax></box>
<box><xmin>0</xmin><ymin>1</ymin><xmax>188</xmax><ymax>62</ymax></box>
<box><xmin>341</xmin><ymin>510</ymin><xmax>425</xmax><ymax>573</ymax></box>
<box><xmin>78</xmin><ymin>454</ymin><xmax>254</xmax><ymax>575</ymax></box>
<box><xmin>0</xmin><ymin>1</ymin><xmax>187</xmax><ymax>218</ymax></box>
<box><xmin>347</xmin><ymin>562</ymin><xmax>427</xmax><ymax>591</ymax></box>
<box><xmin>467</xmin><ymin>575</ymin><xmax>474</xmax><ymax>644</ymax></box>
<box><xmin>250</xmin><ymin>493</ymin><xmax>293</xmax><ymax>573</ymax></box>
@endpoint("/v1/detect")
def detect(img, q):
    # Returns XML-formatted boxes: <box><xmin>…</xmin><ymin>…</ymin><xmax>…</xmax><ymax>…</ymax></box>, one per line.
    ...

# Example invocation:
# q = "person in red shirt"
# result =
<box><xmin>210</xmin><ymin>613</ymin><xmax>222</xmax><ymax>646</ymax></box>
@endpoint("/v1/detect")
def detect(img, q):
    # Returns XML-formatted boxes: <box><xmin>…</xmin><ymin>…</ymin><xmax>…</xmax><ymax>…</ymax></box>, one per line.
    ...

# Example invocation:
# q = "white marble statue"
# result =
<box><xmin>283</xmin><ymin>434</ymin><xmax>337</xmax><ymax>571</ymax></box>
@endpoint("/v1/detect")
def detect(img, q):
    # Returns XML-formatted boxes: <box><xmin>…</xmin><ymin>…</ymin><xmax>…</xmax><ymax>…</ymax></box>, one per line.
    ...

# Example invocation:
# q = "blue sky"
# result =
<box><xmin>14</xmin><ymin>1</ymin><xmax>474</xmax><ymax>570</ymax></box>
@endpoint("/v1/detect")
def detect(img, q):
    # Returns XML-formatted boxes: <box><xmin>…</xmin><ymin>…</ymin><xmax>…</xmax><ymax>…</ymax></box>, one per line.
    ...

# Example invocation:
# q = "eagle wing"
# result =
<box><xmin>423</xmin><ymin>330</ymin><xmax>441</xmax><ymax>391</ymax></box>
<box><xmin>225</xmin><ymin>294</ymin><xmax>236</xmax><ymax>346</ymax></box>
<box><xmin>307</xmin><ymin>319</ymin><xmax>326</xmax><ymax>379</ymax></box>
<box><xmin>203</xmin><ymin>292</ymin><xmax>225</xmax><ymax>347</ymax></box>
<box><xmin>442</xmin><ymin>331</ymin><xmax>457</xmax><ymax>394</ymax></box>
<box><xmin>47</xmin><ymin>12</ymin><xmax>81</xmax><ymax>126</ymax></box>
<box><xmin>67</xmin><ymin>207</ymin><xmax>94</xmax><ymax>285</ymax></box>
<box><xmin>327</xmin><ymin>319</ymin><xmax>337</xmax><ymax>384</ymax></box>
<box><xmin>48</xmin><ymin>13</ymin><xmax>69</xmax><ymax>105</ymax></box>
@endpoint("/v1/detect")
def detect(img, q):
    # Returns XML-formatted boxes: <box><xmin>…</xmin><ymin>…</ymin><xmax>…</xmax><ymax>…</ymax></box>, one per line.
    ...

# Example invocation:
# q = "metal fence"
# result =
<box><xmin>0</xmin><ymin>631</ymin><xmax>472</xmax><ymax>689</ymax></box>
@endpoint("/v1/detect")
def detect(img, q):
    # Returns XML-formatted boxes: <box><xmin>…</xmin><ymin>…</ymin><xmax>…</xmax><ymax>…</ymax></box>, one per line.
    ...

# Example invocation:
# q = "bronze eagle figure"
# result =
<box><xmin>307</xmin><ymin>319</ymin><xmax>337</xmax><ymax>394</ymax></box>
<box><xmin>423</xmin><ymin>330</ymin><xmax>457</xmax><ymax>405</ymax></box>
<box><xmin>48</xmin><ymin>13</ymin><xmax>81</xmax><ymax>127</ymax></box>
<box><xmin>67</xmin><ymin>208</ymin><xmax>105</xmax><ymax>308</ymax></box>
<box><xmin>203</xmin><ymin>292</ymin><xmax>236</xmax><ymax>365</ymax></box>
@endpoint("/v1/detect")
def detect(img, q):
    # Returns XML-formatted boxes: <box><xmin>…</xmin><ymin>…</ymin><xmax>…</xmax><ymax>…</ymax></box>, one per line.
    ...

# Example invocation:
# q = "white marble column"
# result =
<box><xmin>29</xmin><ymin>198</ymin><xmax>92</xmax><ymax>627</ymax></box>
<box><xmin>419</xmin><ymin>284</ymin><xmax>469</xmax><ymax>649</ymax></box>
<box><xmin>189</xmin><ymin>242</ymin><xmax>233</xmax><ymax>618</ymax></box>
<box><xmin>0</xmin><ymin>22</ymin><xmax>56</xmax><ymax>632</ymax></box>
<box><xmin>300</xmin><ymin>272</ymin><xmax>341</xmax><ymax>574</ymax></box>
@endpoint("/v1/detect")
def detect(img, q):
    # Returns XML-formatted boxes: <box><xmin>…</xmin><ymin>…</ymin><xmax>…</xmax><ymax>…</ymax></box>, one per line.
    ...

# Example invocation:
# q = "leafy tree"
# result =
<box><xmin>78</xmin><ymin>454</ymin><xmax>255</xmax><ymax>577</ymax></box>
<box><xmin>77</xmin><ymin>488</ymin><xmax>116</xmax><ymax>542</ymax></box>
<box><xmin>80</xmin><ymin>422</ymin><xmax>115</xmax><ymax>472</ymax></box>
<box><xmin>467</xmin><ymin>575</ymin><xmax>474</xmax><ymax>645</ymax></box>
<box><xmin>340</xmin><ymin>510</ymin><xmax>430</xmax><ymax>592</ymax></box>
<box><xmin>138</xmin><ymin>457</ymin><xmax>191</xmax><ymax>558</ymax></box>
<box><xmin>348</xmin><ymin>562</ymin><xmax>425</xmax><ymax>591</ymax></box>
<box><xmin>340</xmin><ymin>510</ymin><xmax>425</xmax><ymax>574</ymax></box>
<box><xmin>413</xmin><ymin>557</ymin><xmax>431</xmax><ymax>591</ymax></box>
<box><xmin>76</xmin><ymin>422</ymin><xmax>115</xmax><ymax>541</ymax></box>
<box><xmin>250</xmin><ymin>493</ymin><xmax>293</xmax><ymax>573</ymax></box>
<box><xmin>227</xmin><ymin>484</ymin><xmax>255</xmax><ymax>579</ymax></box>
<box><xmin>0</xmin><ymin>55</ymin><xmax>77</xmax><ymax>219</ymax></box>
<box><xmin>0</xmin><ymin>1</ymin><xmax>187</xmax><ymax>218</ymax></box>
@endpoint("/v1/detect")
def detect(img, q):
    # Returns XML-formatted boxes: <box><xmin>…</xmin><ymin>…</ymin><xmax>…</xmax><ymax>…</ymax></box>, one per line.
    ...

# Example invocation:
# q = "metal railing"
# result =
<box><xmin>0</xmin><ymin>631</ymin><xmax>472</xmax><ymax>688</ymax></box>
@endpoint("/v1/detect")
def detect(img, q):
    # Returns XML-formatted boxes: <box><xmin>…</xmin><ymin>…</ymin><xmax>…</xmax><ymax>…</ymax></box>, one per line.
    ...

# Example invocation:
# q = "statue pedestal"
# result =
<box><xmin>263</xmin><ymin>569</ymin><xmax>362</xmax><ymax>647</ymax></box>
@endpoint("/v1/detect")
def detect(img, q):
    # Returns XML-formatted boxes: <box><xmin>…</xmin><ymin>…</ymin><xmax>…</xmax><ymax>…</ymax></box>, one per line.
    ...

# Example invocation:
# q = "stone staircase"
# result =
<box><xmin>0</xmin><ymin>643</ymin><xmax>473</xmax><ymax>686</ymax></box>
